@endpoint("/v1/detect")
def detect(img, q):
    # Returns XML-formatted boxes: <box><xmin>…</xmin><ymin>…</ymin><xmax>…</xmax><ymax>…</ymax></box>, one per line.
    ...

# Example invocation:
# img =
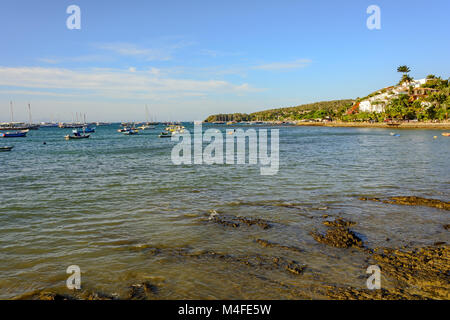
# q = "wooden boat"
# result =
<box><xmin>1</xmin><ymin>130</ymin><xmax>28</xmax><ymax>138</ymax></box>
<box><xmin>65</xmin><ymin>133</ymin><xmax>90</xmax><ymax>140</ymax></box>
<box><xmin>442</xmin><ymin>132</ymin><xmax>450</xmax><ymax>137</ymax></box>
<box><xmin>0</xmin><ymin>146</ymin><xmax>13</xmax><ymax>151</ymax></box>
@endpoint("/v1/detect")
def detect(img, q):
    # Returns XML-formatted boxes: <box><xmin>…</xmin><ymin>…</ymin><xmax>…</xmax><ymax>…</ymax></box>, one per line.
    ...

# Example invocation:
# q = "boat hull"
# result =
<box><xmin>65</xmin><ymin>134</ymin><xmax>90</xmax><ymax>140</ymax></box>
<box><xmin>1</xmin><ymin>131</ymin><xmax>27</xmax><ymax>138</ymax></box>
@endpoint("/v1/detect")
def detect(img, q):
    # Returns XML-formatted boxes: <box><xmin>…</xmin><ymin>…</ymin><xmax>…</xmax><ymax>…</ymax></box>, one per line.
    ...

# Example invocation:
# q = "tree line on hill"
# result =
<box><xmin>204</xmin><ymin>100</ymin><xmax>354</xmax><ymax>122</ymax></box>
<box><xmin>204</xmin><ymin>67</ymin><xmax>449</xmax><ymax>123</ymax></box>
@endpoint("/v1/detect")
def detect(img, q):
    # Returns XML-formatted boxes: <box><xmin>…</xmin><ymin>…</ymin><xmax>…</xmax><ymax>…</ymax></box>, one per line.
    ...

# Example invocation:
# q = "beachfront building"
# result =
<box><xmin>358</xmin><ymin>78</ymin><xmax>432</xmax><ymax>113</ymax></box>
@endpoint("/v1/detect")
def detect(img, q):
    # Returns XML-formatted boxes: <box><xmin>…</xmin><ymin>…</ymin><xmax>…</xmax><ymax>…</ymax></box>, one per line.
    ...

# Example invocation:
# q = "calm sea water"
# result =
<box><xmin>0</xmin><ymin>124</ymin><xmax>449</xmax><ymax>299</ymax></box>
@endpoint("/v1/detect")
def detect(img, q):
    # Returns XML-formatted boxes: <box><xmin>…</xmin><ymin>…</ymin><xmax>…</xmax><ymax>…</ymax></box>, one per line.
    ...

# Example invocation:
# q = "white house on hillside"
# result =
<box><xmin>358</xmin><ymin>78</ymin><xmax>429</xmax><ymax>113</ymax></box>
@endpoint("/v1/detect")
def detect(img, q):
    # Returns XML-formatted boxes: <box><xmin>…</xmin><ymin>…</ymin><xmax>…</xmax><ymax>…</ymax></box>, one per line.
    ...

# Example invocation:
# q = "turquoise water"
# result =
<box><xmin>0</xmin><ymin>124</ymin><xmax>449</xmax><ymax>299</ymax></box>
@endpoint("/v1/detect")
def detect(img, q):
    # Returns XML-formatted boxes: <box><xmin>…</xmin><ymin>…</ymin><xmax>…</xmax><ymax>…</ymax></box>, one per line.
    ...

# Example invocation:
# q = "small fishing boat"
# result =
<box><xmin>159</xmin><ymin>132</ymin><xmax>172</xmax><ymax>138</ymax></box>
<box><xmin>123</xmin><ymin>129</ymin><xmax>138</xmax><ymax>135</ymax></box>
<box><xmin>1</xmin><ymin>130</ymin><xmax>28</xmax><ymax>138</ymax></box>
<box><xmin>65</xmin><ymin>132</ymin><xmax>90</xmax><ymax>140</ymax></box>
<box><xmin>0</xmin><ymin>146</ymin><xmax>13</xmax><ymax>151</ymax></box>
<box><xmin>442</xmin><ymin>132</ymin><xmax>450</xmax><ymax>137</ymax></box>
<box><xmin>137</xmin><ymin>124</ymin><xmax>155</xmax><ymax>130</ymax></box>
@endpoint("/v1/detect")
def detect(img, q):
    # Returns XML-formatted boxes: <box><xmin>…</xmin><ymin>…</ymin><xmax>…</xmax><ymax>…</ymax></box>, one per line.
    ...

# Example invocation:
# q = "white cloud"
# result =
<box><xmin>253</xmin><ymin>59</ymin><xmax>312</xmax><ymax>71</ymax></box>
<box><xmin>95</xmin><ymin>40</ymin><xmax>195</xmax><ymax>61</ymax></box>
<box><xmin>37</xmin><ymin>55</ymin><xmax>114</xmax><ymax>64</ymax></box>
<box><xmin>97</xmin><ymin>43</ymin><xmax>172</xmax><ymax>61</ymax></box>
<box><xmin>0</xmin><ymin>66</ymin><xmax>259</xmax><ymax>100</ymax></box>
<box><xmin>199</xmin><ymin>49</ymin><xmax>243</xmax><ymax>58</ymax></box>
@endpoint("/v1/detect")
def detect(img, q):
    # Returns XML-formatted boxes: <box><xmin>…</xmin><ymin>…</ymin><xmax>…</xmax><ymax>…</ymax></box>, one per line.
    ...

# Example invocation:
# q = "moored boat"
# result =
<box><xmin>0</xmin><ymin>130</ymin><xmax>28</xmax><ymax>138</ymax></box>
<box><xmin>0</xmin><ymin>146</ymin><xmax>13</xmax><ymax>151</ymax></box>
<box><xmin>123</xmin><ymin>129</ymin><xmax>138</xmax><ymax>135</ymax></box>
<box><xmin>159</xmin><ymin>132</ymin><xmax>172</xmax><ymax>138</ymax></box>
<box><xmin>65</xmin><ymin>133</ymin><xmax>90</xmax><ymax>140</ymax></box>
<box><xmin>442</xmin><ymin>132</ymin><xmax>450</xmax><ymax>137</ymax></box>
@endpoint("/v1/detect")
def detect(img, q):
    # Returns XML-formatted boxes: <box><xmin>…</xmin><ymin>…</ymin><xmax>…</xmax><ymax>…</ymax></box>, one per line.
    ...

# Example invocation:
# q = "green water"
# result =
<box><xmin>0</xmin><ymin>124</ymin><xmax>448</xmax><ymax>299</ymax></box>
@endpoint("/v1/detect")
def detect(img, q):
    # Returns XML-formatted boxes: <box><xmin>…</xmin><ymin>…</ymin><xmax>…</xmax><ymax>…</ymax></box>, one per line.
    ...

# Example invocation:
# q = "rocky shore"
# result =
<box><xmin>12</xmin><ymin>196</ymin><xmax>449</xmax><ymax>300</ymax></box>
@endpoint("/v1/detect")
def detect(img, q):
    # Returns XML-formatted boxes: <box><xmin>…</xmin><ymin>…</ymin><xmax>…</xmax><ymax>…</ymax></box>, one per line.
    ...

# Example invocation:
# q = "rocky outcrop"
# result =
<box><xmin>311</xmin><ymin>217</ymin><xmax>364</xmax><ymax>248</ymax></box>
<box><xmin>360</xmin><ymin>196</ymin><xmax>450</xmax><ymax>210</ymax></box>
<box><xmin>128</xmin><ymin>282</ymin><xmax>158</xmax><ymax>300</ymax></box>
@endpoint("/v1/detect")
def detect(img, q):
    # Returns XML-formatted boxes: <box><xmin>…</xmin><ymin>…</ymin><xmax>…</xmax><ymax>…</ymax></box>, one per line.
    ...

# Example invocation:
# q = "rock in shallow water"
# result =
<box><xmin>311</xmin><ymin>217</ymin><xmax>364</xmax><ymax>249</ymax></box>
<box><xmin>360</xmin><ymin>196</ymin><xmax>450</xmax><ymax>210</ymax></box>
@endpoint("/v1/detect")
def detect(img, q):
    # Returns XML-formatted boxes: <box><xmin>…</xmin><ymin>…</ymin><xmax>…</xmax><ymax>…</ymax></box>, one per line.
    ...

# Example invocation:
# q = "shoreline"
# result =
<box><xmin>295</xmin><ymin>121</ymin><xmax>450</xmax><ymax>129</ymax></box>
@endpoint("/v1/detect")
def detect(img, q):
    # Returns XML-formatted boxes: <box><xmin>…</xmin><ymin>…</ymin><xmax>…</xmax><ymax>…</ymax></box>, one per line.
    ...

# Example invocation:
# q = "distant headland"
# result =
<box><xmin>205</xmin><ymin>66</ymin><xmax>449</xmax><ymax>129</ymax></box>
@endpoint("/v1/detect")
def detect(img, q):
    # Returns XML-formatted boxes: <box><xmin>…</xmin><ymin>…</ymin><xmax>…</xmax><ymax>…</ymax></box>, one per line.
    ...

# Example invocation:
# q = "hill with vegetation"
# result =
<box><xmin>204</xmin><ymin>66</ymin><xmax>449</xmax><ymax>123</ymax></box>
<box><xmin>204</xmin><ymin>99</ymin><xmax>354</xmax><ymax>122</ymax></box>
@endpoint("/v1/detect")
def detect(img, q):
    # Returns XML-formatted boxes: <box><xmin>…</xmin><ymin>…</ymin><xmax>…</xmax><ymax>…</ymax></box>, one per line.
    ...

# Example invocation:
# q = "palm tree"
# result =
<box><xmin>397</xmin><ymin>65</ymin><xmax>412</xmax><ymax>85</ymax></box>
<box><xmin>397</xmin><ymin>65</ymin><xmax>410</xmax><ymax>73</ymax></box>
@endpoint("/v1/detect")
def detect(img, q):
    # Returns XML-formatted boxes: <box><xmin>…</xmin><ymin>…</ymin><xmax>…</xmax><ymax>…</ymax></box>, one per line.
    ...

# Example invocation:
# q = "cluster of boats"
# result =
<box><xmin>117</xmin><ymin>122</ymin><xmax>155</xmax><ymax>135</ymax></box>
<box><xmin>0</xmin><ymin>128</ymin><xmax>29</xmax><ymax>152</ymax></box>
<box><xmin>159</xmin><ymin>125</ymin><xmax>185</xmax><ymax>138</ymax></box>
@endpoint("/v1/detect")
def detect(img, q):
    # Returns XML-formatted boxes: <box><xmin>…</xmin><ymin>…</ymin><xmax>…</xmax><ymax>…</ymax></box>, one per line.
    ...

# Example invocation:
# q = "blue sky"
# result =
<box><xmin>0</xmin><ymin>0</ymin><xmax>449</xmax><ymax>122</ymax></box>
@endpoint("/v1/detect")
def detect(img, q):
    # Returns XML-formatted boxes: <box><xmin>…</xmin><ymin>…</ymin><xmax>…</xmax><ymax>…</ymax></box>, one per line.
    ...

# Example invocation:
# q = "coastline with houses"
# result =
<box><xmin>205</xmin><ymin>66</ymin><xmax>449</xmax><ymax>130</ymax></box>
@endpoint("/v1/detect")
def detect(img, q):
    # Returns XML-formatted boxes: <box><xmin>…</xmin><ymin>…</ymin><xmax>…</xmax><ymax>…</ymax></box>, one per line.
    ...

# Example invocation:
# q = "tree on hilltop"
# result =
<box><xmin>397</xmin><ymin>65</ymin><xmax>413</xmax><ymax>85</ymax></box>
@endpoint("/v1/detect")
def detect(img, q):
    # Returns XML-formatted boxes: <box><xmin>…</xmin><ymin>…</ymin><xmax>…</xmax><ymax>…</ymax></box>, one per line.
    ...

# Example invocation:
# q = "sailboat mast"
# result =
<box><xmin>145</xmin><ymin>104</ymin><xmax>149</xmax><ymax>123</ymax></box>
<box><xmin>28</xmin><ymin>103</ymin><xmax>32</xmax><ymax>124</ymax></box>
<box><xmin>10</xmin><ymin>101</ymin><xmax>14</xmax><ymax>122</ymax></box>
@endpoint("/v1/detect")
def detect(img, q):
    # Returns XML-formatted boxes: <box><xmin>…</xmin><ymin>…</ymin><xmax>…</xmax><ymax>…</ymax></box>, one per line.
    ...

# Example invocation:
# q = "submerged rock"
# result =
<box><xmin>135</xmin><ymin>245</ymin><xmax>307</xmax><ymax>277</ymax></box>
<box><xmin>311</xmin><ymin>218</ymin><xmax>364</xmax><ymax>248</ymax></box>
<box><xmin>208</xmin><ymin>213</ymin><xmax>272</xmax><ymax>229</ymax></box>
<box><xmin>324</xmin><ymin>286</ymin><xmax>423</xmax><ymax>300</ymax></box>
<box><xmin>35</xmin><ymin>292</ymin><xmax>75</xmax><ymax>301</ymax></box>
<box><xmin>324</xmin><ymin>244</ymin><xmax>450</xmax><ymax>300</ymax></box>
<box><xmin>128</xmin><ymin>282</ymin><xmax>158</xmax><ymax>300</ymax></box>
<box><xmin>255</xmin><ymin>239</ymin><xmax>303</xmax><ymax>253</ymax></box>
<box><xmin>371</xmin><ymin>245</ymin><xmax>450</xmax><ymax>299</ymax></box>
<box><xmin>360</xmin><ymin>196</ymin><xmax>450</xmax><ymax>210</ymax></box>
<box><xmin>15</xmin><ymin>289</ymin><xmax>117</xmax><ymax>300</ymax></box>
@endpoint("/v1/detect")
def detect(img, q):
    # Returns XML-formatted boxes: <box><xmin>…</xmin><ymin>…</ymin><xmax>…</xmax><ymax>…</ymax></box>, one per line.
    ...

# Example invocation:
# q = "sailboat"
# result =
<box><xmin>138</xmin><ymin>105</ymin><xmax>155</xmax><ymax>130</ymax></box>
<box><xmin>0</xmin><ymin>102</ymin><xmax>39</xmax><ymax>130</ymax></box>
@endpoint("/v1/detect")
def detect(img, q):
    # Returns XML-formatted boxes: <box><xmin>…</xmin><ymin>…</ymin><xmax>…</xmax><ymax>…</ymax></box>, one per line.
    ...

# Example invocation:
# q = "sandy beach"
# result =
<box><xmin>295</xmin><ymin>121</ymin><xmax>450</xmax><ymax>129</ymax></box>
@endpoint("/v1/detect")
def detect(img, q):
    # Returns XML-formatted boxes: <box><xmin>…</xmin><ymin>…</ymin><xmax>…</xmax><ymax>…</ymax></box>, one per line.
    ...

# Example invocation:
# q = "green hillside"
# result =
<box><xmin>204</xmin><ymin>99</ymin><xmax>354</xmax><ymax>122</ymax></box>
